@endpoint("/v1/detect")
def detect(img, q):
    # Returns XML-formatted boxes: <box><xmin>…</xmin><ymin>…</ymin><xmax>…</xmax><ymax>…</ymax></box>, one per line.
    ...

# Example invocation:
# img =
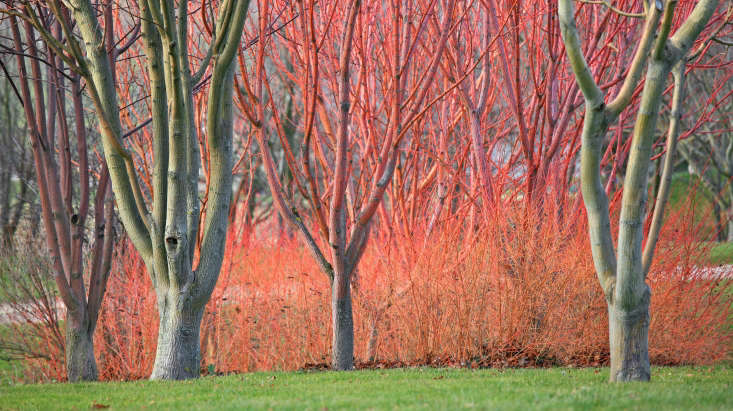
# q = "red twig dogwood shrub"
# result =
<box><xmin>0</xmin><ymin>245</ymin><xmax>66</xmax><ymax>382</ymax></box>
<box><xmin>644</xmin><ymin>191</ymin><xmax>731</xmax><ymax>366</ymax></box>
<box><xmin>5</xmin><ymin>192</ymin><xmax>728</xmax><ymax>382</ymax></box>
<box><xmin>93</xmin><ymin>245</ymin><xmax>157</xmax><ymax>380</ymax></box>
<box><xmin>199</xmin><ymin>234</ymin><xmax>333</xmax><ymax>373</ymax></box>
<box><xmin>364</xmin><ymin>200</ymin><xmax>609</xmax><ymax>368</ymax></box>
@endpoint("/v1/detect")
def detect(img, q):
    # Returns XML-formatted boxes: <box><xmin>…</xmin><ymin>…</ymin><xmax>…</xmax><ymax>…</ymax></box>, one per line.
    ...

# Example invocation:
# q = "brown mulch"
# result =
<box><xmin>301</xmin><ymin>346</ymin><xmax>615</xmax><ymax>371</ymax></box>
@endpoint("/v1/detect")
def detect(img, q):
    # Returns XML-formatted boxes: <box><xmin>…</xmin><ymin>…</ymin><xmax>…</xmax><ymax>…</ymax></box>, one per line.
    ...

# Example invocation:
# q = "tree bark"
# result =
<box><xmin>0</xmin><ymin>165</ymin><xmax>11</xmax><ymax>246</ymax></box>
<box><xmin>55</xmin><ymin>0</ymin><xmax>251</xmax><ymax>381</ymax></box>
<box><xmin>65</xmin><ymin>313</ymin><xmax>98</xmax><ymax>382</ymax></box>
<box><xmin>559</xmin><ymin>0</ymin><xmax>718</xmax><ymax>383</ymax></box>
<box><xmin>150</xmin><ymin>294</ymin><xmax>205</xmax><ymax>380</ymax></box>
<box><xmin>331</xmin><ymin>283</ymin><xmax>354</xmax><ymax>370</ymax></box>
<box><xmin>608</xmin><ymin>286</ymin><xmax>651</xmax><ymax>382</ymax></box>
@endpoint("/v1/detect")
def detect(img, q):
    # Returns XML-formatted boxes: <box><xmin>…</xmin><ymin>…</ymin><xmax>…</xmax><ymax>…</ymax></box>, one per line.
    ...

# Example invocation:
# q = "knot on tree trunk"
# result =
<box><xmin>180</xmin><ymin>325</ymin><xmax>194</xmax><ymax>337</ymax></box>
<box><xmin>164</xmin><ymin>232</ymin><xmax>187</xmax><ymax>257</ymax></box>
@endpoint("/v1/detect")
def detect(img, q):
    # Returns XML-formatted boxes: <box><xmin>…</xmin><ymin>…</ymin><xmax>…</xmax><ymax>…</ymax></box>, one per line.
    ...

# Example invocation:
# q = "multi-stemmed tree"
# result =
<box><xmin>240</xmin><ymin>0</ymin><xmax>455</xmax><ymax>370</ymax></box>
<box><xmin>559</xmin><ymin>0</ymin><xmax>721</xmax><ymax>381</ymax></box>
<box><xmin>2</xmin><ymin>13</ymin><xmax>115</xmax><ymax>381</ymax></box>
<box><xmin>9</xmin><ymin>0</ymin><xmax>252</xmax><ymax>379</ymax></box>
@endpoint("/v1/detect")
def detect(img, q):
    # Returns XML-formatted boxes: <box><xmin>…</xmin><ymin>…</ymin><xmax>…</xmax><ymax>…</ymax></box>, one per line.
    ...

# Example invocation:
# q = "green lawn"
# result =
<box><xmin>709</xmin><ymin>242</ymin><xmax>733</xmax><ymax>265</ymax></box>
<box><xmin>0</xmin><ymin>324</ymin><xmax>29</xmax><ymax>385</ymax></box>
<box><xmin>0</xmin><ymin>366</ymin><xmax>731</xmax><ymax>410</ymax></box>
<box><xmin>0</xmin><ymin>358</ymin><xmax>24</xmax><ymax>386</ymax></box>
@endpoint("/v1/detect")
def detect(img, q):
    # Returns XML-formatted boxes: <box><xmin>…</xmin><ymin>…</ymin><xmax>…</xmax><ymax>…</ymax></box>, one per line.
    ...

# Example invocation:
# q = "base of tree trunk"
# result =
<box><xmin>65</xmin><ymin>322</ymin><xmax>98</xmax><ymax>382</ymax></box>
<box><xmin>608</xmin><ymin>297</ymin><xmax>651</xmax><ymax>382</ymax></box>
<box><xmin>150</xmin><ymin>302</ymin><xmax>204</xmax><ymax>380</ymax></box>
<box><xmin>331</xmin><ymin>294</ymin><xmax>354</xmax><ymax>370</ymax></box>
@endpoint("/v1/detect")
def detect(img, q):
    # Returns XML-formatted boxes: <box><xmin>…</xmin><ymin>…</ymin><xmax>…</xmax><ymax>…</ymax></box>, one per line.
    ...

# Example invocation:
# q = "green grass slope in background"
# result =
<box><xmin>1</xmin><ymin>367</ymin><xmax>731</xmax><ymax>410</ymax></box>
<box><xmin>709</xmin><ymin>242</ymin><xmax>733</xmax><ymax>265</ymax></box>
<box><xmin>667</xmin><ymin>172</ymin><xmax>733</xmax><ymax>264</ymax></box>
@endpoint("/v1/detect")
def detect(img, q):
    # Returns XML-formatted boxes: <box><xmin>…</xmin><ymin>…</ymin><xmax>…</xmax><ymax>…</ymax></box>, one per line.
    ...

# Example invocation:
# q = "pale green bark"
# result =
<box><xmin>559</xmin><ymin>0</ymin><xmax>719</xmax><ymax>382</ymax></box>
<box><xmin>64</xmin><ymin>0</ymin><xmax>152</xmax><ymax>263</ymax></box>
<box><xmin>56</xmin><ymin>0</ymin><xmax>251</xmax><ymax>380</ymax></box>
<box><xmin>643</xmin><ymin>63</ymin><xmax>685</xmax><ymax>276</ymax></box>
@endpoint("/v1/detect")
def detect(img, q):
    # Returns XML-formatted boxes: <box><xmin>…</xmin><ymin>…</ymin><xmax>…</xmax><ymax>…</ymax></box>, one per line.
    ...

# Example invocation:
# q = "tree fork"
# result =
<box><xmin>559</xmin><ymin>0</ymin><xmax>719</xmax><ymax>382</ymax></box>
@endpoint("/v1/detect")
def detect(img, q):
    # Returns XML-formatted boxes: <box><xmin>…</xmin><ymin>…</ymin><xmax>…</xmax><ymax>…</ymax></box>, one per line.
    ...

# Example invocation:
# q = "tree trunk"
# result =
<box><xmin>150</xmin><ymin>296</ymin><xmax>205</xmax><ymax>380</ymax></box>
<box><xmin>331</xmin><ymin>284</ymin><xmax>354</xmax><ymax>370</ymax></box>
<box><xmin>65</xmin><ymin>314</ymin><xmax>98</xmax><ymax>382</ymax></box>
<box><xmin>0</xmin><ymin>166</ymin><xmax>10</xmax><ymax>245</ymax></box>
<box><xmin>727</xmin><ymin>206</ymin><xmax>733</xmax><ymax>243</ymax></box>
<box><xmin>713</xmin><ymin>202</ymin><xmax>724</xmax><ymax>242</ymax></box>
<box><xmin>608</xmin><ymin>288</ymin><xmax>651</xmax><ymax>382</ymax></box>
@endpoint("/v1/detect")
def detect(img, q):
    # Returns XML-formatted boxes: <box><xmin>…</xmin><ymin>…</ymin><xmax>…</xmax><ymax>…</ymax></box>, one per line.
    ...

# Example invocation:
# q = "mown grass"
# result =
<box><xmin>0</xmin><ymin>324</ymin><xmax>29</xmax><ymax>385</ymax></box>
<box><xmin>709</xmin><ymin>242</ymin><xmax>733</xmax><ymax>265</ymax></box>
<box><xmin>0</xmin><ymin>366</ymin><xmax>731</xmax><ymax>410</ymax></box>
<box><xmin>0</xmin><ymin>358</ymin><xmax>24</xmax><ymax>386</ymax></box>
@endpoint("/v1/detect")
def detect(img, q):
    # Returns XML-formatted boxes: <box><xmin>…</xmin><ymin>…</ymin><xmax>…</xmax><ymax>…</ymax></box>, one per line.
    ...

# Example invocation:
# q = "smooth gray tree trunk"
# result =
<box><xmin>608</xmin><ymin>285</ymin><xmax>651</xmax><ymax>382</ymax></box>
<box><xmin>559</xmin><ymin>0</ymin><xmax>718</xmax><ymax>383</ymax></box>
<box><xmin>331</xmin><ymin>285</ymin><xmax>354</xmax><ymax>370</ymax></box>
